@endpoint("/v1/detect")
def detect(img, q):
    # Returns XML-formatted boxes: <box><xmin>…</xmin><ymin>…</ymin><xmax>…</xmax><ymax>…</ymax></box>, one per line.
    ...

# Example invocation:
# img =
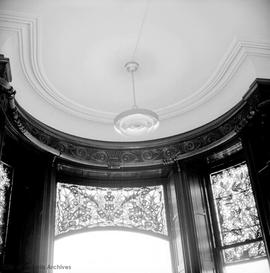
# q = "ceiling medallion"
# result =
<box><xmin>114</xmin><ymin>62</ymin><xmax>159</xmax><ymax>136</ymax></box>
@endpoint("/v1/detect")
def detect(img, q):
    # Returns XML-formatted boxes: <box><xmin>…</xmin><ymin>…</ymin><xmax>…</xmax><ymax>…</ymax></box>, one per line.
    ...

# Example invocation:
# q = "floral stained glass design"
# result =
<box><xmin>223</xmin><ymin>241</ymin><xmax>266</xmax><ymax>264</ymax></box>
<box><xmin>0</xmin><ymin>163</ymin><xmax>12</xmax><ymax>255</ymax></box>
<box><xmin>210</xmin><ymin>163</ymin><xmax>266</xmax><ymax>264</ymax></box>
<box><xmin>55</xmin><ymin>183</ymin><xmax>167</xmax><ymax>237</ymax></box>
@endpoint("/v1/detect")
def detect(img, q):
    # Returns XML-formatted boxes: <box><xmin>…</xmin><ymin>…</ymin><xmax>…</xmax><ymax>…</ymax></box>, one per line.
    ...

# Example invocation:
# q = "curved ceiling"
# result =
<box><xmin>0</xmin><ymin>0</ymin><xmax>270</xmax><ymax>142</ymax></box>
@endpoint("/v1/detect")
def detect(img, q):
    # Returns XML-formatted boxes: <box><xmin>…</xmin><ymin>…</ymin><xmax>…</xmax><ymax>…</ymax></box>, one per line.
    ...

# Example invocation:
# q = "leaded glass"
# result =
<box><xmin>223</xmin><ymin>241</ymin><xmax>266</xmax><ymax>263</ymax></box>
<box><xmin>0</xmin><ymin>163</ymin><xmax>11</xmax><ymax>255</ymax></box>
<box><xmin>55</xmin><ymin>183</ymin><xmax>167</xmax><ymax>236</ymax></box>
<box><xmin>210</xmin><ymin>162</ymin><xmax>266</xmax><ymax>264</ymax></box>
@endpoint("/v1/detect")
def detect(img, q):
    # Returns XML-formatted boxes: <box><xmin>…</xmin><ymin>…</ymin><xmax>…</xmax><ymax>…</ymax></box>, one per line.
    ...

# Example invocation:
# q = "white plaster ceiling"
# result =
<box><xmin>0</xmin><ymin>0</ymin><xmax>270</xmax><ymax>141</ymax></box>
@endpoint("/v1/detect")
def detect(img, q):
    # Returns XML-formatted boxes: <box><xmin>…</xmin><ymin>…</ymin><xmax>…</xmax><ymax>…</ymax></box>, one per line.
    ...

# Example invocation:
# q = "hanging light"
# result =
<box><xmin>114</xmin><ymin>61</ymin><xmax>159</xmax><ymax>136</ymax></box>
<box><xmin>114</xmin><ymin>0</ymin><xmax>159</xmax><ymax>136</ymax></box>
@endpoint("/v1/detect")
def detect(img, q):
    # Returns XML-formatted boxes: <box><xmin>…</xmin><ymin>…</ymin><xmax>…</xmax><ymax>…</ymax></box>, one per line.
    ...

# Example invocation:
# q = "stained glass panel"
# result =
<box><xmin>223</xmin><ymin>241</ymin><xmax>266</xmax><ymax>263</ymax></box>
<box><xmin>210</xmin><ymin>162</ymin><xmax>266</xmax><ymax>264</ymax></box>
<box><xmin>0</xmin><ymin>162</ymin><xmax>12</xmax><ymax>256</ymax></box>
<box><xmin>55</xmin><ymin>183</ymin><xmax>167</xmax><ymax>236</ymax></box>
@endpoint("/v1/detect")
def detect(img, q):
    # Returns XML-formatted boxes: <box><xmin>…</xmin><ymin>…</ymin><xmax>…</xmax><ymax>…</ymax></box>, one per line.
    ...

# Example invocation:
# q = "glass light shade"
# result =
<box><xmin>114</xmin><ymin>108</ymin><xmax>159</xmax><ymax>136</ymax></box>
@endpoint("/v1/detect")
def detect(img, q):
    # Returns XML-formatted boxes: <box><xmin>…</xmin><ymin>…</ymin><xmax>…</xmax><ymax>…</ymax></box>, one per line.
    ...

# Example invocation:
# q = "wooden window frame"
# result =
<box><xmin>52</xmin><ymin>171</ymin><xmax>178</xmax><ymax>272</ymax></box>
<box><xmin>206</xmin><ymin>150</ymin><xmax>268</xmax><ymax>271</ymax></box>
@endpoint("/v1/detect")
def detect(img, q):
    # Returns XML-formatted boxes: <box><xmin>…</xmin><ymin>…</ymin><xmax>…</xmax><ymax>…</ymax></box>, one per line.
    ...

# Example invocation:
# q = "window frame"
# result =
<box><xmin>206</xmin><ymin>150</ymin><xmax>268</xmax><ymax>271</ymax></box>
<box><xmin>53</xmin><ymin>172</ymin><xmax>177</xmax><ymax>272</ymax></box>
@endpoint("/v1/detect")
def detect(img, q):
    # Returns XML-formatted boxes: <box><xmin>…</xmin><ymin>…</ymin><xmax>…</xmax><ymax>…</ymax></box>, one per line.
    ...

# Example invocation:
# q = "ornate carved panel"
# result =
<box><xmin>13</xmin><ymin>94</ymin><xmax>261</xmax><ymax>168</ymax></box>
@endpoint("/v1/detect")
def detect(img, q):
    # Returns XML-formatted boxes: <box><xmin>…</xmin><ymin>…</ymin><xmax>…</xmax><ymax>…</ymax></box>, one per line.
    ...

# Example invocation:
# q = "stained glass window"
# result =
<box><xmin>55</xmin><ymin>183</ymin><xmax>167</xmax><ymax>237</ymax></box>
<box><xmin>0</xmin><ymin>162</ymin><xmax>13</xmax><ymax>256</ymax></box>
<box><xmin>210</xmin><ymin>162</ymin><xmax>266</xmax><ymax>264</ymax></box>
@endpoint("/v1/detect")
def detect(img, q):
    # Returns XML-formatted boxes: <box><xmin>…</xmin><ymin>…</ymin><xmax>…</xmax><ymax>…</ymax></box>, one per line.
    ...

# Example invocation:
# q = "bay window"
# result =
<box><xmin>208</xmin><ymin>160</ymin><xmax>270</xmax><ymax>273</ymax></box>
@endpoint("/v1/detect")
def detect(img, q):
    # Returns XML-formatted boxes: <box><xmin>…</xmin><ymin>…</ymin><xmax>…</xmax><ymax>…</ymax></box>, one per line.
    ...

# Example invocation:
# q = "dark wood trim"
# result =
<box><xmin>242</xmin><ymin>136</ymin><xmax>270</xmax><ymax>264</ymax></box>
<box><xmin>204</xmin><ymin>172</ymin><xmax>224</xmax><ymax>273</ymax></box>
<box><xmin>173</xmin><ymin>161</ymin><xmax>202</xmax><ymax>273</ymax></box>
<box><xmin>1</xmin><ymin>53</ymin><xmax>269</xmax><ymax>169</ymax></box>
<box><xmin>207</xmin><ymin>150</ymin><xmax>245</xmax><ymax>173</ymax></box>
<box><xmin>221</xmin><ymin>238</ymin><xmax>264</xmax><ymax>250</ymax></box>
<box><xmin>38</xmin><ymin>156</ymin><xmax>57</xmax><ymax>272</ymax></box>
<box><xmin>1</xmin><ymin>79</ymin><xmax>266</xmax><ymax>168</ymax></box>
<box><xmin>0</xmin><ymin>54</ymin><xmax>11</xmax><ymax>160</ymax></box>
<box><xmin>57</xmin><ymin>169</ymin><xmax>168</xmax><ymax>188</ymax></box>
<box><xmin>56</xmin><ymin>159</ymin><xmax>170</xmax><ymax>181</ymax></box>
<box><xmin>201</xmin><ymin>173</ymin><xmax>222</xmax><ymax>273</ymax></box>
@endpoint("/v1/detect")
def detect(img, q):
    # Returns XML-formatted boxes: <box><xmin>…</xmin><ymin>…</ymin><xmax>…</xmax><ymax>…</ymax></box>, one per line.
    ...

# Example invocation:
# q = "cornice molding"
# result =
<box><xmin>9</xmin><ymin>91</ymin><xmax>259</xmax><ymax>168</ymax></box>
<box><xmin>2</xmin><ymin>57</ymin><xmax>269</xmax><ymax>169</ymax></box>
<box><xmin>1</xmin><ymin>12</ymin><xmax>270</xmax><ymax>123</ymax></box>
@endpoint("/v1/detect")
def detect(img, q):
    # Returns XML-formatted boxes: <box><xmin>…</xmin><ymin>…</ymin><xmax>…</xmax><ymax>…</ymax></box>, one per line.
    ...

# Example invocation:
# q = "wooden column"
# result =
<box><xmin>38</xmin><ymin>156</ymin><xmax>57</xmax><ymax>273</ymax></box>
<box><xmin>169</xmin><ymin>160</ymin><xmax>215</xmax><ymax>273</ymax></box>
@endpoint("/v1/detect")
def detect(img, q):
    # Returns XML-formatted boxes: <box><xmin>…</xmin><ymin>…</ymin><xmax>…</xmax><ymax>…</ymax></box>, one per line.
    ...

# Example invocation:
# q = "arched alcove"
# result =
<box><xmin>1</xmin><ymin>55</ymin><xmax>270</xmax><ymax>273</ymax></box>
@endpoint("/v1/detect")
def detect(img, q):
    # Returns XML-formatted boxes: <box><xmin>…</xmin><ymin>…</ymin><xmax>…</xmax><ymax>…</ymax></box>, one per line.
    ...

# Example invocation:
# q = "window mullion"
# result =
<box><xmin>221</xmin><ymin>237</ymin><xmax>263</xmax><ymax>250</ymax></box>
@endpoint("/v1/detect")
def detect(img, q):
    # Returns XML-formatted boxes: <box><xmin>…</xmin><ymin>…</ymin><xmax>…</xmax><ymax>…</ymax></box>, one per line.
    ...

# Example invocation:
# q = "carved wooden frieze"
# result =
<box><xmin>11</xmin><ymin>88</ymin><xmax>263</xmax><ymax>168</ymax></box>
<box><xmin>1</xmin><ymin>55</ymin><xmax>270</xmax><ymax>168</ymax></box>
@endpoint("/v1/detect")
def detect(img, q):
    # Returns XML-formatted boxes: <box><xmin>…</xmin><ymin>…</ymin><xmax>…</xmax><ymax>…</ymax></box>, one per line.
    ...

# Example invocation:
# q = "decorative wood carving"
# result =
<box><xmin>0</xmin><ymin>55</ymin><xmax>11</xmax><ymax>114</ymax></box>
<box><xmin>1</xmin><ymin>55</ymin><xmax>270</xmax><ymax>169</ymax></box>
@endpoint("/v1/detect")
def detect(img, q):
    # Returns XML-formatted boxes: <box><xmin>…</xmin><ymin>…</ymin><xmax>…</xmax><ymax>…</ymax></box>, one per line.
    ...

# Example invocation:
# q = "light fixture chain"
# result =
<box><xmin>131</xmin><ymin>71</ymin><xmax>137</xmax><ymax>108</ymax></box>
<box><xmin>131</xmin><ymin>0</ymin><xmax>151</xmax><ymax>61</ymax></box>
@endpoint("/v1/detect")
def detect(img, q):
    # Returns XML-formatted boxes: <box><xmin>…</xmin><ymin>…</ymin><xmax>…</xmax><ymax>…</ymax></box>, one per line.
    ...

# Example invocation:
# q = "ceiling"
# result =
<box><xmin>0</xmin><ymin>0</ymin><xmax>270</xmax><ymax>142</ymax></box>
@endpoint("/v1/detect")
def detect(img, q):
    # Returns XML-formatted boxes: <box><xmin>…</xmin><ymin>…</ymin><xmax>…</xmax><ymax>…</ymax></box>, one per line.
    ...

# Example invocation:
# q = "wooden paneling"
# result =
<box><xmin>188</xmin><ymin>163</ymin><xmax>215</xmax><ymax>273</ymax></box>
<box><xmin>167</xmin><ymin>170</ymin><xmax>185</xmax><ymax>273</ymax></box>
<box><xmin>241</xmin><ymin>87</ymin><xmax>270</xmax><ymax>260</ymax></box>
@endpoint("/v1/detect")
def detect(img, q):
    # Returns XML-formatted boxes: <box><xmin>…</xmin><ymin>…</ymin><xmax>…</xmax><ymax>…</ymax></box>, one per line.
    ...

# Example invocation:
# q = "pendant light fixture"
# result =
<box><xmin>114</xmin><ymin>0</ymin><xmax>159</xmax><ymax>136</ymax></box>
<box><xmin>114</xmin><ymin>61</ymin><xmax>159</xmax><ymax>136</ymax></box>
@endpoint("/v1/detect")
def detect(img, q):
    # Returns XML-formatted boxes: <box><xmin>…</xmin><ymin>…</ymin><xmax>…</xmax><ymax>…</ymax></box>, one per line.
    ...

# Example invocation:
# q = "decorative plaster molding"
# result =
<box><xmin>0</xmin><ymin>12</ymin><xmax>114</xmax><ymax>122</ymax></box>
<box><xmin>159</xmin><ymin>39</ymin><xmax>270</xmax><ymax>118</ymax></box>
<box><xmin>1</xmin><ymin>12</ymin><xmax>270</xmax><ymax>124</ymax></box>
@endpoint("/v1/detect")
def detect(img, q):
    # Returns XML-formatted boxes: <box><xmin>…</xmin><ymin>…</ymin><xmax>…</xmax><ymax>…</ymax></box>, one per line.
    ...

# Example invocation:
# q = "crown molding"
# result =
<box><xmin>0</xmin><ymin>11</ymin><xmax>114</xmax><ymax>122</ymax></box>
<box><xmin>158</xmin><ymin>39</ymin><xmax>270</xmax><ymax>118</ymax></box>
<box><xmin>4</xmin><ymin>90</ymin><xmax>257</xmax><ymax>168</ymax></box>
<box><xmin>1</xmin><ymin>11</ymin><xmax>270</xmax><ymax>124</ymax></box>
<box><xmin>2</xmin><ymin>53</ymin><xmax>270</xmax><ymax>169</ymax></box>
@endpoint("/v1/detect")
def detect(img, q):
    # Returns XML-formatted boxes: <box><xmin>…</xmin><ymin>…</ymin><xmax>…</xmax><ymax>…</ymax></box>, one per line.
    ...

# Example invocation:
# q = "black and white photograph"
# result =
<box><xmin>0</xmin><ymin>0</ymin><xmax>270</xmax><ymax>272</ymax></box>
